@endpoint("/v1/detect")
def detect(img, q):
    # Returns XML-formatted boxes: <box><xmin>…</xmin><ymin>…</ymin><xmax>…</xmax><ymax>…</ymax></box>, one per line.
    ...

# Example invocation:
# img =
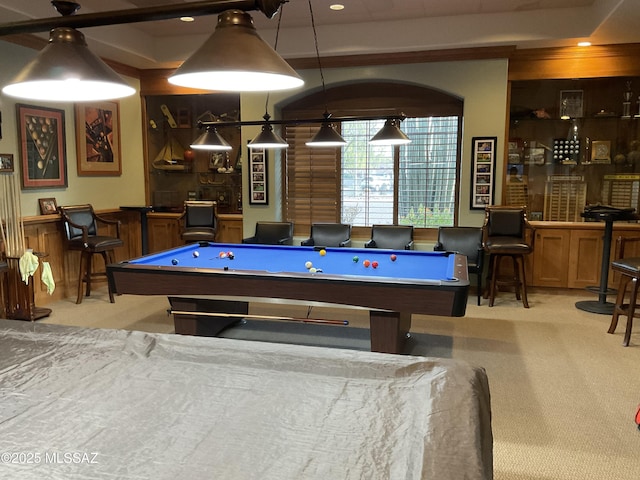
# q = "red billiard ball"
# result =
<box><xmin>390</xmin><ymin>254</ymin><xmax>397</xmax><ymax>261</ymax></box>
<box><xmin>372</xmin><ymin>261</ymin><xmax>379</xmax><ymax>269</ymax></box>
<box><xmin>363</xmin><ymin>260</ymin><xmax>371</xmax><ymax>268</ymax></box>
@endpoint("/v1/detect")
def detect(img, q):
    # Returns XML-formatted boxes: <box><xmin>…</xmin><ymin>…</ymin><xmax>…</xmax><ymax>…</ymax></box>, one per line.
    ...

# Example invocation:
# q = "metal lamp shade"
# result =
<box><xmin>306</xmin><ymin>122</ymin><xmax>347</xmax><ymax>147</ymax></box>
<box><xmin>249</xmin><ymin>124</ymin><xmax>288</xmax><ymax>149</ymax></box>
<box><xmin>369</xmin><ymin>119</ymin><xmax>411</xmax><ymax>145</ymax></box>
<box><xmin>2</xmin><ymin>27</ymin><xmax>135</xmax><ymax>102</ymax></box>
<box><xmin>169</xmin><ymin>10</ymin><xmax>304</xmax><ymax>92</ymax></box>
<box><xmin>190</xmin><ymin>126</ymin><xmax>232</xmax><ymax>151</ymax></box>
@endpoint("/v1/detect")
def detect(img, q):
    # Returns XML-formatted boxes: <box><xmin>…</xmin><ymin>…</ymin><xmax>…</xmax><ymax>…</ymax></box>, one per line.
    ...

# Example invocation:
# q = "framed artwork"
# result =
<box><xmin>0</xmin><ymin>153</ymin><xmax>14</xmax><ymax>172</ymax></box>
<box><xmin>559</xmin><ymin>90</ymin><xmax>584</xmax><ymax>119</ymax></box>
<box><xmin>470</xmin><ymin>136</ymin><xmax>497</xmax><ymax>210</ymax></box>
<box><xmin>248</xmin><ymin>147</ymin><xmax>268</xmax><ymax>205</ymax></box>
<box><xmin>75</xmin><ymin>101</ymin><xmax>122</xmax><ymax>176</ymax></box>
<box><xmin>38</xmin><ymin>197</ymin><xmax>58</xmax><ymax>215</ymax></box>
<box><xmin>16</xmin><ymin>104</ymin><xmax>67</xmax><ymax>189</ymax></box>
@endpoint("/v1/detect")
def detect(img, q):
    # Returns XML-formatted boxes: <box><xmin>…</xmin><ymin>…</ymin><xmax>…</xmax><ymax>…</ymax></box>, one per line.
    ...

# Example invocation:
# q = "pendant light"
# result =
<box><xmin>2</xmin><ymin>2</ymin><xmax>135</xmax><ymax>102</ymax></box>
<box><xmin>369</xmin><ymin>118</ymin><xmax>412</xmax><ymax>146</ymax></box>
<box><xmin>304</xmin><ymin>0</ymin><xmax>347</xmax><ymax>148</ymax></box>
<box><xmin>249</xmin><ymin>113</ymin><xmax>289</xmax><ymax>149</ymax></box>
<box><xmin>190</xmin><ymin>125</ymin><xmax>232</xmax><ymax>151</ymax></box>
<box><xmin>168</xmin><ymin>9</ymin><xmax>303</xmax><ymax>92</ymax></box>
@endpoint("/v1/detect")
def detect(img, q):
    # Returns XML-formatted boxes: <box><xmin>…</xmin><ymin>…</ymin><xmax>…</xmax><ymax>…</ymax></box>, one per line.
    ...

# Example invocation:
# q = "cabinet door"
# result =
<box><xmin>148</xmin><ymin>217</ymin><xmax>181</xmax><ymax>253</ymax></box>
<box><xmin>567</xmin><ymin>230</ymin><xmax>603</xmax><ymax>289</ymax></box>
<box><xmin>217</xmin><ymin>218</ymin><xmax>243</xmax><ymax>244</ymax></box>
<box><xmin>531</xmin><ymin>228</ymin><xmax>571</xmax><ymax>287</ymax></box>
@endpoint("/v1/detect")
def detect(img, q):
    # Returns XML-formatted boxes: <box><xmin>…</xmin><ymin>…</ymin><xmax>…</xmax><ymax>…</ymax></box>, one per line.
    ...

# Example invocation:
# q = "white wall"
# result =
<box><xmin>240</xmin><ymin>58</ymin><xmax>509</xmax><ymax>233</ymax></box>
<box><xmin>0</xmin><ymin>41</ymin><xmax>146</xmax><ymax>216</ymax></box>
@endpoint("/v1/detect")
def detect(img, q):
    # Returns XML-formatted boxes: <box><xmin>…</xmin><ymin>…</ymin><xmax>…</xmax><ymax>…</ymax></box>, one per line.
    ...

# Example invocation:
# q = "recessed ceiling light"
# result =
<box><xmin>330</xmin><ymin>4</ymin><xmax>345</xmax><ymax>10</ymax></box>
<box><xmin>577</xmin><ymin>41</ymin><xmax>591</xmax><ymax>47</ymax></box>
<box><xmin>180</xmin><ymin>16</ymin><xmax>195</xmax><ymax>22</ymax></box>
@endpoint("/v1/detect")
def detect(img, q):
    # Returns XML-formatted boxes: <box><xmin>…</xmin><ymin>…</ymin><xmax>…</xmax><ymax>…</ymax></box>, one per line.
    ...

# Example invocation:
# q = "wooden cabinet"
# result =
<box><xmin>217</xmin><ymin>214</ymin><xmax>243</xmax><ymax>243</ymax></box>
<box><xmin>531</xmin><ymin>226</ymin><xmax>571</xmax><ymax>287</ymax></box>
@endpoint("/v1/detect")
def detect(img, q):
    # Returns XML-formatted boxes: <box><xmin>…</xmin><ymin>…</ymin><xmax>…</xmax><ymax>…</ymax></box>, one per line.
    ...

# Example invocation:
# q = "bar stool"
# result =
<box><xmin>608</xmin><ymin>236</ymin><xmax>640</xmax><ymax>346</ymax></box>
<box><xmin>482</xmin><ymin>206</ymin><xmax>535</xmax><ymax>308</ymax></box>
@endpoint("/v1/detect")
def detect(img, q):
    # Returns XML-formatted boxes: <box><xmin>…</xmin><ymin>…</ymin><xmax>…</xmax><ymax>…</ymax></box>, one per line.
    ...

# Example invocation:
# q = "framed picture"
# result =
<box><xmin>75</xmin><ymin>101</ymin><xmax>122</xmax><ymax>176</ymax></box>
<box><xmin>16</xmin><ymin>104</ymin><xmax>67</xmax><ymax>189</ymax></box>
<box><xmin>559</xmin><ymin>90</ymin><xmax>584</xmax><ymax>119</ymax></box>
<box><xmin>248</xmin><ymin>147</ymin><xmax>268</xmax><ymax>205</ymax></box>
<box><xmin>0</xmin><ymin>153</ymin><xmax>14</xmax><ymax>172</ymax></box>
<box><xmin>470</xmin><ymin>136</ymin><xmax>497</xmax><ymax>210</ymax></box>
<box><xmin>38</xmin><ymin>197</ymin><xmax>58</xmax><ymax>215</ymax></box>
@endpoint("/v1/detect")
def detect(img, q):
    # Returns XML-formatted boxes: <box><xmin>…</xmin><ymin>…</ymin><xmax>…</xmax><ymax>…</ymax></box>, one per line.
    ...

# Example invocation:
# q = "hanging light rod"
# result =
<box><xmin>0</xmin><ymin>0</ymin><xmax>286</xmax><ymax>36</ymax></box>
<box><xmin>198</xmin><ymin>113</ymin><xmax>408</xmax><ymax>129</ymax></box>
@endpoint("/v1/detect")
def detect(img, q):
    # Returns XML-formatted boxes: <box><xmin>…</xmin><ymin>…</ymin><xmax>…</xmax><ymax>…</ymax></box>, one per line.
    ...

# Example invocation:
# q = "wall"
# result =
<box><xmin>239</xmin><ymin>58</ymin><xmax>509</xmax><ymax>236</ymax></box>
<box><xmin>0</xmin><ymin>41</ymin><xmax>146</xmax><ymax>216</ymax></box>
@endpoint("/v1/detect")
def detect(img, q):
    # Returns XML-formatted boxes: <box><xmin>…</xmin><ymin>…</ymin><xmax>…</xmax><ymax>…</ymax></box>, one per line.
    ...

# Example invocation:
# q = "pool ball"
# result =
<box><xmin>227</xmin><ymin>251</ymin><xmax>234</xmax><ymax>259</ymax></box>
<box><xmin>390</xmin><ymin>254</ymin><xmax>397</xmax><ymax>262</ymax></box>
<box><xmin>352</xmin><ymin>256</ymin><xmax>359</xmax><ymax>263</ymax></box>
<box><xmin>363</xmin><ymin>260</ymin><xmax>371</xmax><ymax>268</ymax></box>
<box><xmin>319</xmin><ymin>249</ymin><xmax>326</xmax><ymax>256</ymax></box>
<box><xmin>171</xmin><ymin>258</ymin><xmax>178</xmax><ymax>265</ymax></box>
<box><xmin>305</xmin><ymin>261</ymin><xmax>313</xmax><ymax>269</ymax></box>
<box><xmin>371</xmin><ymin>261</ymin><xmax>379</xmax><ymax>269</ymax></box>
<box><xmin>193</xmin><ymin>251</ymin><xmax>199</xmax><ymax>258</ymax></box>
<box><xmin>309</xmin><ymin>267</ymin><xmax>317</xmax><ymax>273</ymax></box>
<box><xmin>219</xmin><ymin>252</ymin><xmax>227</xmax><ymax>258</ymax></box>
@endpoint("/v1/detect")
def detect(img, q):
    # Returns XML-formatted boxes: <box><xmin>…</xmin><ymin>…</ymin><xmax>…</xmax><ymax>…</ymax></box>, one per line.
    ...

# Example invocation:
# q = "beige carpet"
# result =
<box><xmin>40</xmin><ymin>287</ymin><xmax>640</xmax><ymax>480</ymax></box>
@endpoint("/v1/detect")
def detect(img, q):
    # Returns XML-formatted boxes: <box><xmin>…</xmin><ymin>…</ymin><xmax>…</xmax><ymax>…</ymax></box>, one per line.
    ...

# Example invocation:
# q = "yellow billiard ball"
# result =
<box><xmin>319</xmin><ymin>249</ymin><xmax>326</xmax><ymax>256</ymax></box>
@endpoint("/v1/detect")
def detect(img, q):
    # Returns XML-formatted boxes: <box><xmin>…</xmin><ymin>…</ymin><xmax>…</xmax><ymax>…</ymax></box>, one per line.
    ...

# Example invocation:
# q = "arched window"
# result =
<box><xmin>282</xmin><ymin>81</ymin><xmax>463</xmax><ymax>232</ymax></box>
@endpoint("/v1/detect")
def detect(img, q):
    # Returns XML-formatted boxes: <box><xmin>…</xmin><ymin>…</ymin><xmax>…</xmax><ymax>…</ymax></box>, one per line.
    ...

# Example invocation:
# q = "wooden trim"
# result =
<box><xmin>508</xmin><ymin>43</ymin><xmax>640</xmax><ymax>81</ymax></box>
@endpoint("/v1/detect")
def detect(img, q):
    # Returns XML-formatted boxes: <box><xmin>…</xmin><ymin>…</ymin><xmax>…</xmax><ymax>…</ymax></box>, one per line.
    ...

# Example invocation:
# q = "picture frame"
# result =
<box><xmin>75</xmin><ymin>101</ymin><xmax>122</xmax><ymax>176</ymax></box>
<box><xmin>248</xmin><ymin>147</ymin><xmax>268</xmax><ymax>205</ymax></box>
<box><xmin>0</xmin><ymin>153</ymin><xmax>14</xmax><ymax>172</ymax></box>
<box><xmin>559</xmin><ymin>90</ymin><xmax>584</xmax><ymax>119</ymax></box>
<box><xmin>38</xmin><ymin>197</ymin><xmax>58</xmax><ymax>215</ymax></box>
<box><xmin>16</xmin><ymin>104</ymin><xmax>67</xmax><ymax>189</ymax></box>
<box><xmin>470</xmin><ymin>136</ymin><xmax>497</xmax><ymax>210</ymax></box>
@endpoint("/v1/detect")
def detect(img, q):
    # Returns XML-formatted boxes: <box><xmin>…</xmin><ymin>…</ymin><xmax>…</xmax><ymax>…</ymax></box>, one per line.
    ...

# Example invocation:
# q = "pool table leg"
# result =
<box><xmin>169</xmin><ymin>297</ymin><xmax>247</xmax><ymax>336</ymax></box>
<box><xmin>369</xmin><ymin>311</ymin><xmax>411</xmax><ymax>354</ymax></box>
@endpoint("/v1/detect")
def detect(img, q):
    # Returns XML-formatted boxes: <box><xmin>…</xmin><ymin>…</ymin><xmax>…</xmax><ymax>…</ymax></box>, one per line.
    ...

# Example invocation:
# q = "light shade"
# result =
<box><xmin>306</xmin><ymin>122</ymin><xmax>347</xmax><ymax>147</ymax></box>
<box><xmin>190</xmin><ymin>126</ymin><xmax>232</xmax><ymax>151</ymax></box>
<box><xmin>2</xmin><ymin>27</ymin><xmax>135</xmax><ymax>102</ymax></box>
<box><xmin>369</xmin><ymin>119</ymin><xmax>412</xmax><ymax>146</ymax></box>
<box><xmin>168</xmin><ymin>10</ymin><xmax>304</xmax><ymax>92</ymax></box>
<box><xmin>249</xmin><ymin>123</ymin><xmax>288</xmax><ymax>149</ymax></box>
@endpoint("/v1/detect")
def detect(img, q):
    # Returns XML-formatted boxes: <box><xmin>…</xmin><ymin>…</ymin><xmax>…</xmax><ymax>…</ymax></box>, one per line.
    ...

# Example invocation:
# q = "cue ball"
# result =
<box><xmin>193</xmin><ymin>251</ymin><xmax>199</xmax><ymax>258</ymax></box>
<box><xmin>319</xmin><ymin>249</ymin><xmax>326</xmax><ymax>256</ymax></box>
<box><xmin>305</xmin><ymin>261</ymin><xmax>313</xmax><ymax>269</ymax></box>
<box><xmin>390</xmin><ymin>254</ymin><xmax>397</xmax><ymax>261</ymax></box>
<box><xmin>171</xmin><ymin>259</ymin><xmax>178</xmax><ymax>265</ymax></box>
<box><xmin>372</xmin><ymin>261</ymin><xmax>379</xmax><ymax>269</ymax></box>
<box><xmin>309</xmin><ymin>267</ymin><xmax>317</xmax><ymax>273</ymax></box>
<box><xmin>363</xmin><ymin>260</ymin><xmax>371</xmax><ymax>268</ymax></box>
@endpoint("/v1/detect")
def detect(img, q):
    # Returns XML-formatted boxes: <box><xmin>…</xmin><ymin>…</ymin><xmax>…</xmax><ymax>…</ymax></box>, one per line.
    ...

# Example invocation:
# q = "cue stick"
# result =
<box><xmin>169</xmin><ymin>310</ymin><xmax>349</xmax><ymax>326</ymax></box>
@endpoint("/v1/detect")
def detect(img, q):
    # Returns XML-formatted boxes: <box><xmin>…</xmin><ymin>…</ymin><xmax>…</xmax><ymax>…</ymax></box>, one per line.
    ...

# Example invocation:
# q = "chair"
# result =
<box><xmin>608</xmin><ymin>236</ymin><xmax>640</xmax><ymax>346</ymax></box>
<box><xmin>434</xmin><ymin>226</ymin><xmax>484</xmax><ymax>305</ymax></box>
<box><xmin>59</xmin><ymin>204</ymin><xmax>124</xmax><ymax>304</ymax></box>
<box><xmin>242</xmin><ymin>222</ymin><xmax>294</xmax><ymax>245</ymax></box>
<box><xmin>364</xmin><ymin>225</ymin><xmax>414</xmax><ymax>250</ymax></box>
<box><xmin>301</xmin><ymin>223</ymin><xmax>351</xmax><ymax>248</ymax></box>
<box><xmin>482</xmin><ymin>206</ymin><xmax>535</xmax><ymax>308</ymax></box>
<box><xmin>179</xmin><ymin>200</ymin><xmax>218</xmax><ymax>243</ymax></box>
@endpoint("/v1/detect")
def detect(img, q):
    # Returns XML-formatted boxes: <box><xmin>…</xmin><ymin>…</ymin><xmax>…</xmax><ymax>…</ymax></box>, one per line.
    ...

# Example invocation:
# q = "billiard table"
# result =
<box><xmin>107</xmin><ymin>242</ymin><xmax>469</xmax><ymax>353</ymax></box>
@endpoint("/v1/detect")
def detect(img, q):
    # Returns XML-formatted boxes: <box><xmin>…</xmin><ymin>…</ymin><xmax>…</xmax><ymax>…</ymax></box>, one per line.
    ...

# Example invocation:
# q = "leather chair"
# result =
<box><xmin>482</xmin><ymin>205</ymin><xmax>534</xmax><ymax>308</ymax></box>
<box><xmin>242</xmin><ymin>222</ymin><xmax>294</xmax><ymax>245</ymax></box>
<box><xmin>365</xmin><ymin>225</ymin><xmax>414</xmax><ymax>250</ymax></box>
<box><xmin>301</xmin><ymin>223</ymin><xmax>351</xmax><ymax>248</ymax></box>
<box><xmin>608</xmin><ymin>236</ymin><xmax>640</xmax><ymax>346</ymax></box>
<box><xmin>434</xmin><ymin>226</ymin><xmax>484</xmax><ymax>305</ymax></box>
<box><xmin>179</xmin><ymin>200</ymin><xmax>218</xmax><ymax>243</ymax></box>
<box><xmin>59</xmin><ymin>204</ymin><xmax>124</xmax><ymax>304</ymax></box>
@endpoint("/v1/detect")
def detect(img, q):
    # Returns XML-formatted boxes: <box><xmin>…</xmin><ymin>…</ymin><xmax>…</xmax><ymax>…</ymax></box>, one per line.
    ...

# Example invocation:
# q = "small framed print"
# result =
<box><xmin>470</xmin><ymin>137</ymin><xmax>497</xmax><ymax>209</ymax></box>
<box><xmin>591</xmin><ymin>140</ymin><xmax>611</xmax><ymax>163</ymax></box>
<box><xmin>248</xmin><ymin>147</ymin><xmax>268</xmax><ymax>205</ymax></box>
<box><xmin>559</xmin><ymin>90</ymin><xmax>584</xmax><ymax>119</ymax></box>
<box><xmin>0</xmin><ymin>153</ymin><xmax>14</xmax><ymax>172</ymax></box>
<box><xmin>75</xmin><ymin>101</ymin><xmax>122</xmax><ymax>176</ymax></box>
<box><xmin>38</xmin><ymin>197</ymin><xmax>58</xmax><ymax>215</ymax></box>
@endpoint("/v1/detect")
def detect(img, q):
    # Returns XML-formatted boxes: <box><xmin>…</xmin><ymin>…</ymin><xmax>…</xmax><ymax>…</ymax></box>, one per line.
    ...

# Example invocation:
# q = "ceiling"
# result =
<box><xmin>0</xmin><ymin>0</ymin><xmax>638</xmax><ymax>70</ymax></box>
